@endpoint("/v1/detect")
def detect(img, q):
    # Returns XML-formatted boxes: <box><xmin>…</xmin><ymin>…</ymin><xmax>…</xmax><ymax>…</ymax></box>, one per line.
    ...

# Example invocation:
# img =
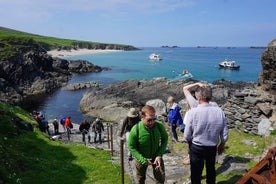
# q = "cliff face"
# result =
<box><xmin>0</xmin><ymin>40</ymin><xmax>107</xmax><ymax>108</ymax></box>
<box><xmin>258</xmin><ymin>39</ymin><xmax>276</xmax><ymax>103</ymax></box>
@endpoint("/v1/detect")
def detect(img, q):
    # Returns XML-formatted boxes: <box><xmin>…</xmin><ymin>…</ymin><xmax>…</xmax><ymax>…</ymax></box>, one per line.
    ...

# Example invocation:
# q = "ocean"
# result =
<box><xmin>36</xmin><ymin>47</ymin><xmax>265</xmax><ymax>123</ymax></box>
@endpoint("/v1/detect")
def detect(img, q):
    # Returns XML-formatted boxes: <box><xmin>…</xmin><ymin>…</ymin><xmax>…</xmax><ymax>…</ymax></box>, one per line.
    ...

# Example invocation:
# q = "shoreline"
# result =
<box><xmin>47</xmin><ymin>48</ymin><xmax>123</xmax><ymax>57</ymax></box>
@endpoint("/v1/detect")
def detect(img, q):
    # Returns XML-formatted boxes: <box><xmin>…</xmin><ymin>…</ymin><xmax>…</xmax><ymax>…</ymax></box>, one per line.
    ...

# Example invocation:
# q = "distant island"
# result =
<box><xmin>161</xmin><ymin>45</ymin><xmax>180</xmax><ymax>48</ymax></box>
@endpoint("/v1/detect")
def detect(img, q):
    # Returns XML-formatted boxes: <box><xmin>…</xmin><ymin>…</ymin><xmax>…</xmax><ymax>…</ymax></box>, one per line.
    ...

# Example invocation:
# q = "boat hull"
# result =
<box><xmin>219</xmin><ymin>64</ymin><xmax>240</xmax><ymax>70</ymax></box>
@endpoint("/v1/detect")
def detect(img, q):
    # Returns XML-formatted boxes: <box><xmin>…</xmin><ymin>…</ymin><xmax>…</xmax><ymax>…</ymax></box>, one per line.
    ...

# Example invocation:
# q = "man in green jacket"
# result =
<box><xmin>128</xmin><ymin>105</ymin><xmax>168</xmax><ymax>184</ymax></box>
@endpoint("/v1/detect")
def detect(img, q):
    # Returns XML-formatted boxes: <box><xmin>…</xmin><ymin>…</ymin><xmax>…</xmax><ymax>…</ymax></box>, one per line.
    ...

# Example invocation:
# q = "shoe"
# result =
<box><xmin>128</xmin><ymin>156</ymin><xmax>133</xmax><ymax>161</ymax></box>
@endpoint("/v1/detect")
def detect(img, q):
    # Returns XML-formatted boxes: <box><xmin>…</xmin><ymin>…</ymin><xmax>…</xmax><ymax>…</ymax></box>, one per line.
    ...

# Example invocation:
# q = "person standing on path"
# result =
<box><xmin>92</xmin><ymin>118</ymin><xmax>104</xmax><ymax>143</ymax></box>
<box><xmin>65</xmin><ymin>116</ymin><xmax>72</xmax><ymax>135</ymax></box>
<box><xmin>119</xmin><ymin>107</ymin><xmax>141</xmax><ymax>160</ymax></box>
<box><xmin>128</xmin><ymin>105</ymin><xmax>168</xmax><ymax>184</ymax></box>
<box><xmin>79</xmin><ymin>120</ymin><xmax>91</xmax><ymax>143</ymax></box>
<box><xmin>183</xmin><ymin>85</ymin><xmax>228</xmax><ymax>184</ymax></box>
<box><xmin>167</xmin><ymin>96</ymin><xmax>183</xmax><ymax>142</ymax></box>
<box><xmin>52</xmin><ymin>118</ymin><xmax>59</xmax><ymax>135</ymax></box>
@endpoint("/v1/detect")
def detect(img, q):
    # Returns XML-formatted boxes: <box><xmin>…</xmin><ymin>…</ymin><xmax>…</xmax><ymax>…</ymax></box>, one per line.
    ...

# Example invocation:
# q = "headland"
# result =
<box><xmin>47</xmin><ymin>48</ymin><xmax>123</xmax><ymax>57</ymax></box>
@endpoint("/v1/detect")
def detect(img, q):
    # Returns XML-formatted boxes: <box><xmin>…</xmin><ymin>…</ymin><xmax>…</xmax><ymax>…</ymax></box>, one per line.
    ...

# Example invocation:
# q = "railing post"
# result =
<box><xmin>120</xmin><ymin>138</ymin><xmax>124</xmax><ymax>184</ymax></box>
<box><xmin>107</xmin><ymin>123</ymin><xmax>110</xmax><ymax>149</ymax></box>
<box><xmin>110</xmin><ymin>124</ymin><xmax>113</xmax><ymax>156</ymax></box>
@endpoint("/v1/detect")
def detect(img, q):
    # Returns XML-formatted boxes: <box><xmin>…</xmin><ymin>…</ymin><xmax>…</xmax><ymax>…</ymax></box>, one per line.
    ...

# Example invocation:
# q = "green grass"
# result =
<box><xmin>0</xmin><ymin>101</ymin><xmax>131</xmax><ymax>184</ymax></box>
<box><xmin>0</xmin><ymin>26</ymin><xmax>138</xmax><ymax>60</ymax></box>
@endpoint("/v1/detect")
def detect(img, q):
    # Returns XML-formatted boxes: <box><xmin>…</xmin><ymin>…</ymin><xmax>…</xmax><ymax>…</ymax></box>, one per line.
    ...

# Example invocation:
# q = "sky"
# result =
<box><xmin>0</xmin><ymin>0</ymin><xmax>276</xmax><ymax>47</ymax></box>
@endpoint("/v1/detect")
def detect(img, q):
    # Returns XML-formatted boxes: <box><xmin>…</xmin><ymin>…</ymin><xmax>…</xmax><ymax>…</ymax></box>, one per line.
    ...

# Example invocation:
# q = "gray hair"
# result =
<box><xmin>195</xmin><ymin>86</ymin><xmax>212</xmax><ymax>102</ymax></box>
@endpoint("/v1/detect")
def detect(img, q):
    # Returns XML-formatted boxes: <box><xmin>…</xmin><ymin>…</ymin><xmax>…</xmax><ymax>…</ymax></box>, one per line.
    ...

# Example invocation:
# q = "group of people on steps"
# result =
<box><xmin>119</xmin><ymin>82</ymin><xmax>228</xmax><ymax>184</ymax></box>
<box><xmin>33</xmin><ymin>82</ymin><xmax>228</xmax><ymax>184</ymax></box>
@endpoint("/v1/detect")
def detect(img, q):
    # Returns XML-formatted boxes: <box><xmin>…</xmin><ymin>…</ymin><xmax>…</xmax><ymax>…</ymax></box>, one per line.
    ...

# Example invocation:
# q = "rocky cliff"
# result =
<box><xmin>258</xmin><ymin>39</ymin><xmax>276</xmax><ymax>102</ymax></box>
<box><xmin>0</xmin><ymin>39</ymin><xmax>108</xmax><ymax>108</ymax></box>
<box><xmin>79</xmin><ymin>78</ymin><xmax>254</xmax><ymax>122</ymax></box>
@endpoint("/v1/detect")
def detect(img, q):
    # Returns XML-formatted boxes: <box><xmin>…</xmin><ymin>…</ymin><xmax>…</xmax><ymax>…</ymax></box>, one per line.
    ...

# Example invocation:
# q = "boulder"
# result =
<box><xmin>257</xmin><ymin>119</ymin><xmax>272</xmax><ymax>136</ymax></box>
<box><xmin>146</xmin><ymin>99</ymin><xmax>166</xmax><ymax>117</ymax></box>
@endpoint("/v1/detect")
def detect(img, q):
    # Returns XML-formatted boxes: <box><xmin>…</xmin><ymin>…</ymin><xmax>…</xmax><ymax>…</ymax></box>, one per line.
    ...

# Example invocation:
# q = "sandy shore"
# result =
<box><xmin>47</xmin><ymin>48</ymin><xmax>123</xmax><ymax>57</ymax></box>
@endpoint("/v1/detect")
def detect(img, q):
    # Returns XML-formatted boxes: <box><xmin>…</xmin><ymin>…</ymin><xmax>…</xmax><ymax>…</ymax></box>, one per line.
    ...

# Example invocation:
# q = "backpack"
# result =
<box><xmin>60</xmin><ymin>117</ymin><xmax>66</xmax><ymax>125</ymax></box>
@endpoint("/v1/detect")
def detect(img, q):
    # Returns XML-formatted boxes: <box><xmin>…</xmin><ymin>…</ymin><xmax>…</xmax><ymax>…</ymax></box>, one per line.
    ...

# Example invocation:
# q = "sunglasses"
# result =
<box><xmin>145</xmin><ymin>117</ymin><xmax>156</xmax><ymax>123</ymax></box>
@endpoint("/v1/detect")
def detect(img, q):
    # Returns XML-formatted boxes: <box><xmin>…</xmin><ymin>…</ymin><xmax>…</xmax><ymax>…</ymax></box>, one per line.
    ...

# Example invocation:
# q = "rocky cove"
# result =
<box><xmin>1</xmin><ymin>36</ymin><xmax>276</xmax><ymax>183</ymax></box>
<box><xmin>1</xmin><ymin>38</ymin><xmax>275</xmax><ymax>135</ymax></box>
<box><xmin>79</xmin><ymin>40</ymin><xmax>276</xmax><ymax>136</ymax></box>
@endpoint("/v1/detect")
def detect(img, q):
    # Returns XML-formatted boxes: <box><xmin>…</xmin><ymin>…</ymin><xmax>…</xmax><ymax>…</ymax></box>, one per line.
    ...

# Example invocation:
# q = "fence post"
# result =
<box><xmin>107</xmin><ymin>123</ymin><xmax>110</xmax><ymax>149</ymax></box>
<box><xmin>120</xmin><ymin>138</ymin><xmax>124</xmax><ymax>184</ymax></box>
<box><xmin>110</xmin><ymin>124</ymin><xmax>113</xmax><ymax>156</ymax></box>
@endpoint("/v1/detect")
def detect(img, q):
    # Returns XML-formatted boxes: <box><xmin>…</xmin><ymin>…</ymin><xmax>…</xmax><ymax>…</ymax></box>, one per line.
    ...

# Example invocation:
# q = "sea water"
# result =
<box><xmin>36</xmin><ymin>47</ymin><xmax>264</xmax><ymax>123</ymax></box>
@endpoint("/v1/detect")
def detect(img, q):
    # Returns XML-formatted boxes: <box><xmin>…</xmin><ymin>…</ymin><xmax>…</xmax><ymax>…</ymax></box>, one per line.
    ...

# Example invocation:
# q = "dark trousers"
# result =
<box><xmin>134</xmin><ymin>159</ymin><xmax>165</xmax><ymax>184</ymax></box>
<box><xmin>94</xmin><ymin>132</ymin><xmax>102</xmax><ymax>143</ymax></box>
<box><xmin>189</xmin><ymin>143</ymin><xmax>217</xmax><ymax>184</ymax></box>
<box><xmin>171</xmin><ymin>124</ymin><xmax>178</xmax><ymax>141</ymax></box>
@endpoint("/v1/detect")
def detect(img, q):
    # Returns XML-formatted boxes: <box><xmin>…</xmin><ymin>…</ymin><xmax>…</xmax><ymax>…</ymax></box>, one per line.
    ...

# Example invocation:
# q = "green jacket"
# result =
<box><xmin>128</xmin><ymin>121</ymin><xmax>168</xmax><ymax>165</ymax></box>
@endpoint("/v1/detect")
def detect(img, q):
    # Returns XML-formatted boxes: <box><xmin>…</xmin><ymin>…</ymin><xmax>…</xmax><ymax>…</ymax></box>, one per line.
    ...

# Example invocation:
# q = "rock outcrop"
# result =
<box><xmin>258</xmin><ymin>39</ymin><xmax>276</xmax><ymax>103</ymax></box>
<box><xmin>0</xmin><ymin>44</ymin><xmax>108</xmax><ymax>108</ymax></box>
<box><xmin>63</xmin><ymin>81</ymin><xmax>99</xmax><ymax>91</ymax></box>
<box><xmin>80</xmin><ymin>77</ymin><xmax>191</xmax><ymax>122</ymax></box>
<box><xmin>79</xmin><ymin>78</ymin><xmax>252</xmax><ymax>122</ymax></box>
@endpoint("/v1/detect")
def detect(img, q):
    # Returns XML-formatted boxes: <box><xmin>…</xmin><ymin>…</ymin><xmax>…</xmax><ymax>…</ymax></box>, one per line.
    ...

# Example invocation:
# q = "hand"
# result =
<box><xmin>195</xmin><ymin>82</ymin><xmax>204</xmax><ymax>87</ymax></box>
<box><xmin>217</xmin><ymin>142</ymin><xmax>225</xmax><ymax>155</ymax></box>
<box><xmin>153</xmin><ymin>157</ymin><xmax>162</xmax><ymax>169</ymax></box>
<box><xmin>147</xmin><ymin>158</ymin><xmax>154</xmax><ymax>165</ymax></box>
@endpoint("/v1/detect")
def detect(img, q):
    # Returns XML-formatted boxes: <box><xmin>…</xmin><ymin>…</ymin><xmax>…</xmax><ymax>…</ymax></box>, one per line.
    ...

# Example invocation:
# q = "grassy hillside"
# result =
<box><xmin>0</xmin><ymin>26</ymin><xmax>138</xmax><ymax>59</ymax></box>
<box><xmin>0</xmin><ymin>101</ymin><xmax>131</xmax><ymax>184</ymax></box>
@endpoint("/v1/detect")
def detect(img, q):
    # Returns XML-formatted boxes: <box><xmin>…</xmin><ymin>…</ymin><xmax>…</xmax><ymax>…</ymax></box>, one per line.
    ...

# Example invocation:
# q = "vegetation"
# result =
<box><xmin>0</xmin><ymin>101</ymin><xmax>131</xmax><ymax>184</ymax></box>
<box><xmin>0</xmin><ymin>26</ymin><xmax>138</xmax><ymax>60</ymax></box>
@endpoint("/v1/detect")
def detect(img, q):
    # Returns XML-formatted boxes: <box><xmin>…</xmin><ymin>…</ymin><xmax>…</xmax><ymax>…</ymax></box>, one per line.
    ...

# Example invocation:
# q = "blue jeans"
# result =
<box><xmin>189</xmin><ymin>143</ymin><xmax>217</xmax><ymax>184</ymax></box>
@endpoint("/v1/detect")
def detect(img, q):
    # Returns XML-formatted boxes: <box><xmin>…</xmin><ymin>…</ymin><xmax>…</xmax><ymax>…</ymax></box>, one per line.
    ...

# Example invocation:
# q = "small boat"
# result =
<box><xmin>172</xmin><ymin>70</ymin><xmax>193</xmax><ymax>79</ymax></box>
<box><xmin>219</xmin><ymin>59</ymin><xmax>240</xmax><ymax>70</ymax></box>
<box><xmin>149</xmin><ymin>53</ymin><xmax>162</xmax><ymax>61</ymax></box>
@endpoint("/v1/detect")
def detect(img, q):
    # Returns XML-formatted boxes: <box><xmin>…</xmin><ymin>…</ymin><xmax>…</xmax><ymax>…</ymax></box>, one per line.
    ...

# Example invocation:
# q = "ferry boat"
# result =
<box><xmin>149</xmin><ymin>53</ymin><xmax>162</xmax><ymax>61</ymax></box>
<box><xmin>219</xmin><ymin>60</ymin><xmax>240</xmax><ymax>70</ymax></box>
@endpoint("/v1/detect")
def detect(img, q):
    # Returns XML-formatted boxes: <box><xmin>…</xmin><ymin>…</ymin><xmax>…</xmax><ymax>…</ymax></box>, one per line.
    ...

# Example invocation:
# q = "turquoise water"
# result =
<box><xmin>36</xmin><ymin>47</ymin><xmax>264</xmax><ymax>123</ymax></box>
<box><xmin>67</xmin><ymin>47</ymin><xmax>263</xmax><ymax>83</ymax></box>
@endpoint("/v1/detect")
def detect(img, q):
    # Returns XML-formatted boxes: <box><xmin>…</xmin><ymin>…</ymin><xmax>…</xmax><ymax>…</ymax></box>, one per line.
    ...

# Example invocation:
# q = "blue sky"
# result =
<box><xmin>0</xmin><ymin>0</ymin><xmax>275</xmax><ymax>47</ymax></box>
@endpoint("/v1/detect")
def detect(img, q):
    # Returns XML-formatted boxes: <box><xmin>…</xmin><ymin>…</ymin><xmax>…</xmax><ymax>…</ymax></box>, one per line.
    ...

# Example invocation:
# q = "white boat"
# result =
<box><xmin>172</xmin><ymin>70</ymin><xmax>193</xmax><ymax>80</ymax></box>
<box><xmin>149</xmin><ymin>53</ymin><xmax>162</xmax><ymax>61</ymax></box>
<box><xmin>219</xmin><ymin>59</ymin><xmax>240</xmax><ymax>70</ymax></box>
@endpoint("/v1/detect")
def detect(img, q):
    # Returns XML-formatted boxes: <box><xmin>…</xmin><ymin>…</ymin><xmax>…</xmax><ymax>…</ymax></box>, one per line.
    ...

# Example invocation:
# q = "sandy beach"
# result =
<box><xmin>47</xmin><ymin>48</ymin><xmax>123</xmax><ymax>57</ymax></box>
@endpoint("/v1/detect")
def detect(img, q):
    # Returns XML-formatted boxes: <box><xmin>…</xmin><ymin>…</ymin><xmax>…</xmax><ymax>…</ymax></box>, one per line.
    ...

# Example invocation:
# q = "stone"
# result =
<box><xmin>258</xmin><ymin>119</ymin><xmax>272</xmax><ymax>136</ymax></box>
<box><xmin>146</xmin><ymin>99</ymin><xmax>166</xmax><ymax>117</ymax></box>
<box><xmin>238</xmin><ymin>108</ymin><xmax>246</xmax><ymax>114</ymax></box>
<box><xmin>241</xmin><ymin>113</ymin><xmax>251</xmax><ymax>119</ymax></box>
<box><xmin>256</xmin><ymin>102</ymin><xmax>272</xmax><ymax>116</ymax></box>
<box><xmin>244</xmin><ymin>96</ymin><xmax>258</xmax><ymax>104</ymax></box>
<box><xmin>241</xmin><ymin>139</ymin><xmax>256</xmax><ymax>145</ymax></box>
